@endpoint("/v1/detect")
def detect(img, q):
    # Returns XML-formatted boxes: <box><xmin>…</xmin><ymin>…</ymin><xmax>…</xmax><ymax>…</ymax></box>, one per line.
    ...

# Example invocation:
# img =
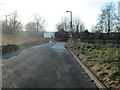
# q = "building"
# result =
<box><xmin>43</xmin><ymin>32</ymin><xmax>55</xmax><ymax>38</ymax></box>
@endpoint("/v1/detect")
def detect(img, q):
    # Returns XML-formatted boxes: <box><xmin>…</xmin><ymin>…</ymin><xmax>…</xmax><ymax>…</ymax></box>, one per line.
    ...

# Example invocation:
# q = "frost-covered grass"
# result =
<box><xmin>2</xmin><ymin>34</ymin><xmax>48</xmax><ymax>45</ymax></box>
<box><xmin>2</xmin><ymin>34</ymin><xmax>48</xmax><ymax>54</ymax></box>
<box><xmin>66</xmin><ymin>41</ymin><xmax>120</xmax><ymax>88</ymax></box>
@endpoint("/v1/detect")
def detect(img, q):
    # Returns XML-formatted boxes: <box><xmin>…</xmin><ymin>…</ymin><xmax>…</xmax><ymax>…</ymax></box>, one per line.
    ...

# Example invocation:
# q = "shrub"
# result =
<box><xmin>2</xmin><ymin>44</ymin><xmax>19</xmax><ymax>54</ymax></box>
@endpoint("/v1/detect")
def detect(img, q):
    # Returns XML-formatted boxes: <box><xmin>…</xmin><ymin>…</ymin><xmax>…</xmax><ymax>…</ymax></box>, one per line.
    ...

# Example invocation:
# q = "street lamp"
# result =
<box><xmin>66</xmin><ymin>11</ymin><xmax>72</xmax><ymax>29</ymax></box>
<box><xmin>66</xmin><ymin>11</ymin><xmax>73</xmax><ymax>42</ymax></box>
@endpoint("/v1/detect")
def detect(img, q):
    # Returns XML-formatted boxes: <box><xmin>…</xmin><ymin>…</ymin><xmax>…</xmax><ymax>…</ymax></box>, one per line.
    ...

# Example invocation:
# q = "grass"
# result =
<box><xmin>66</xmin><ymin>41</ymin><xmax>120</xmax><ymax>88</ymax></box>
<box><xmin>2</xmin><ymin>34</ymin><xmax>48</xmax><ymax>45</ymax></box>
<box><xmin>2</xmin><ymin>34</ymin><xmax>49</xmax><ymax>54</ymax></box>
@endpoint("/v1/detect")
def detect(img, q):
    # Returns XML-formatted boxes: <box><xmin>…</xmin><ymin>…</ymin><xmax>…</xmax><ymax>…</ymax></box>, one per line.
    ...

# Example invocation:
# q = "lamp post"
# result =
<box><xmin>66</xmin><ymin>11</ymin><xmax>73</xmax><ymax>42</ymax></box>
<box><xmin>66</xmin><ymin>11</ymin><xmax>72</xmax><ymax>29</ymax></box>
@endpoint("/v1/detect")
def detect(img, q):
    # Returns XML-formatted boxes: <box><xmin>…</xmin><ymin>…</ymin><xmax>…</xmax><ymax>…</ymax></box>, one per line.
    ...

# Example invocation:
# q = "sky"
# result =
<box><xmin>0</xmin><ymin>0</ymin><xmax>119</xmax><ymax>32</ymax></box>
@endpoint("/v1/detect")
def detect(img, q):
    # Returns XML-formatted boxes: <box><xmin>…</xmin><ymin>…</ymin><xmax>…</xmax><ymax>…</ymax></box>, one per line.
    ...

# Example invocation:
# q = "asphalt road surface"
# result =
<box><xmin>2</xmin><ymin>42</ymin><xmax>97</xmax><ymax>88</ymax></box>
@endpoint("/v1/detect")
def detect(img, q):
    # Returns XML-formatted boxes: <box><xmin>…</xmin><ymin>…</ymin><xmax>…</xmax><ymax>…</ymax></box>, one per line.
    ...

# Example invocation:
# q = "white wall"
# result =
<box><xmin>44</xmin><ymin>32</ymin><xmax>55</xmax><ymax>38</ymax></box>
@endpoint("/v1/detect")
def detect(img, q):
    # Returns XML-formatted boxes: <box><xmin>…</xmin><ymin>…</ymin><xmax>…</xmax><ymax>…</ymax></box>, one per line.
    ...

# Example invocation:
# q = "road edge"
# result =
<box><xmin>68</xmin><ymin>48</ymin><xmax>108</xmax><ymax>89</ymax></box>
<box><xmin>2</xmin><ymin>42</ymin><xmax>49</xmax><ymax>59</ymax></box>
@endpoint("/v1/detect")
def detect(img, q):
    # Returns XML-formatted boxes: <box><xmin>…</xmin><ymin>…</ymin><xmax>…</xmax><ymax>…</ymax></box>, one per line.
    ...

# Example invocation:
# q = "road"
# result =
<box><xmin>2</xmin><ymin>42</ymin><xmax>97</xmax><ymax>88</ymax></box>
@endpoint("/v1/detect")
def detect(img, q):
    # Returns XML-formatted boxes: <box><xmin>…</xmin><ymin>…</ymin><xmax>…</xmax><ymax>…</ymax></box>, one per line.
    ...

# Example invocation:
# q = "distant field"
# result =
<box><xmin>2</xmin><ymin>34</ymin><xmax>48</xmax><ymax>54</ymax></box>
<box><xmin>66</xmin><ymin>41</ymin><xmax>120</xmax><ymax>88</ymax></box>
<box><xmin>2</xmin><ymin>34</ymin><xmax>48</xmax><ymax>45</ymax></box>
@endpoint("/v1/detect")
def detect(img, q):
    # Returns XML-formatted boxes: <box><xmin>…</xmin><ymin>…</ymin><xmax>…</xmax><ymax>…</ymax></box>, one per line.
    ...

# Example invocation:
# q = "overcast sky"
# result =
<box><xmin>0</xmin><ymin>0</ymin><xmax>119</xmax><ymax>32</ymax></box>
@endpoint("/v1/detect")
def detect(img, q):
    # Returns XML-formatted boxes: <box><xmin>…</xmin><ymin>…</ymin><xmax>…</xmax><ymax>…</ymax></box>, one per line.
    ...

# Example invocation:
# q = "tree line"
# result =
<box><xmin>55</xmin><ymin>16</ymin><xmax>85</xmax><ymax>41</ymax></box>
<box><xmin>2</xmin><ymin>11</ymin><xmax>46</xmax><ymax>38</ymax></box>
<box><xmin>55</xmin><ymin>2</ymin><xmax>120</xmax><ymax>43</ymax></box>
<box><xmin>93</xmin><ymin>3</ymin><xmax>119</xmax><ymax>40</ymax></box>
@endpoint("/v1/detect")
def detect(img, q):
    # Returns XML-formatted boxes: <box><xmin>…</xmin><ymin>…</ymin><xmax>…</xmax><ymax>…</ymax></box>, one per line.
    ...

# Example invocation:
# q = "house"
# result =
<box><xmin>43</xmin><ymin>32</ymin><xmax>55</xmax><ymax>38</ymax></box>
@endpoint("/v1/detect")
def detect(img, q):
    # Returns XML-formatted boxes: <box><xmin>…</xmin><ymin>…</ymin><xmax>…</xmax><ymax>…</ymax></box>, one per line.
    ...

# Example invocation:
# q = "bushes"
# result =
<box><xmin>2</xmin><ymin>44</ymin><xmax>19</xmax><ymax>54</ymax></box>
<box><xmin>55</xmin><ymin>30</ymin><xmax>69</xmax><ymax>42</ymax></box>
<box><xmin>2</xmin><ymin>39</ymin><xmax>48</xmax><ymax>55</ymax></box>
<box><xmin>2</xmin><ymin>35</ymin><xmax>48</xmax><ymax>55</ymax></box>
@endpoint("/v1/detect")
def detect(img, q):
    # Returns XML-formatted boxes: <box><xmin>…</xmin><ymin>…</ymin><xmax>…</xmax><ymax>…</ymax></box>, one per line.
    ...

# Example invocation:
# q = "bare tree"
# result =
<box><xmin>9</xmin><ymin>11</ymin><xmax>23</xmax><ymax>30</ymax></box>
<box><xmin>96</xmin><ymin>3</ymin><xmax>117</xmax><ymax>39</ymax></box>
<box><xmin>56</xmin><ymin>17</ymin><xmax>69</xmax><ymax>31</ymax></box>
<box><xmin>2</xmin><ymin>11</ymin><xmax>23</xmax><ymax>35</ymax></box>
<box><xmin>55</xmin><ymin>17</ymin><xmax>70</xmax><ymax>41</ymax></box>
<box><xmin>25</xmin><ymin>14</ymin><xmax>46</xmax><ymax>37</ymax></box>
<box><xmin>97</xmin><ymin>9</ymin><xmax>106</xmax><ymax>33</ymax></box>
<box><xmin>25</xmin><ymin>22</ymin><xmax>36</xmax><ymax>31</ymax></box>
<box><xmin>72</xmin><ymin>17</ymin><xmax>85</xmax><ymax>38</ymax></box>
<box><xmin>105</xmin><ymin>3</ymin><xmax>117</xmax><ymax>39</ymax></box>
<box><xmin>33</xmin><ymin>14</ymin><xmax>46</xmax><ymax>32</ymax></box>
<box><xmin>61</xmin><ymin>17</ymin><xmax>69</xmax><ymax>30</ymax></box>
<box><xmin>56</xmin><ymin>16</ymin><xmax>85</xmax><ymax>33</ymax></box>
<box><xmin>56</xmin><ymin>22</ymin><xmax>64</xmax><ymax>31</ymax></box>
<box><xmin>25</xmin><ymin>22</ymin><xmax>42</xmax><ymax>37</ymax></box>
<box><xmin>73</xmin><ymin>17</ymin><xmax>85</xmax><ymax>33</ymax></box>
<box><xmin>94</xmin><ymin>3</ymin><xmax>117</xmax><ymax>40</ymax></box>
<box><xmin>56</xmin><ymin>18</ymin><xmax>66</xmax><ymax>31</ymax></box>
<box><xmin>56</xmin><ymin>16</ymin><xmax>85</xmax><ymax>40</ymax></box>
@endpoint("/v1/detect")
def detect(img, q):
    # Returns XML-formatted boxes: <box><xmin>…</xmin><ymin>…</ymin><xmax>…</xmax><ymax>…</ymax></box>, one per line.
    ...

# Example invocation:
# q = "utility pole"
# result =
<box><xmin>5</xmin><ymin>15</ymin><xmax>10</xmax><ymax>26</ymax></box>
<box><xmin>5</xmin><ymin>15</ymin><xmax>10</xmax><ymax>31</ymax></box>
